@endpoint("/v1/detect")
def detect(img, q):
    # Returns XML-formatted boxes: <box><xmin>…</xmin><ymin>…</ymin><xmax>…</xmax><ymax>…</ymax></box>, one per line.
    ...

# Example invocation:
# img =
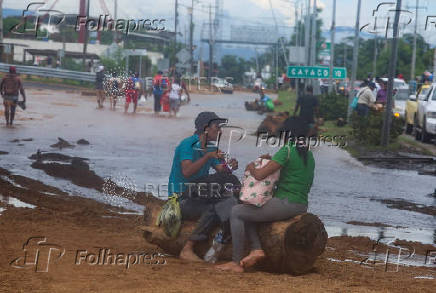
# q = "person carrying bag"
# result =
<box><xmin>239</xmin><ymin>146</ymin><xmax>290</xmax><ymax>207</ymax></box>
<box><xmin>216</xmin><ymin>117</ymin><xmax>315</xmax><ymax>273</ymax></box>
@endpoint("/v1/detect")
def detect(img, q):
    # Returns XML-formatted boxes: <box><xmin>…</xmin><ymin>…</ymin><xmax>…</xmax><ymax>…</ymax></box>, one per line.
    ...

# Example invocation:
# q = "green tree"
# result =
<box><xmin>219</xmin><ymin>55</ymin><xmax>248</xmax><ymax>84</ymax></box>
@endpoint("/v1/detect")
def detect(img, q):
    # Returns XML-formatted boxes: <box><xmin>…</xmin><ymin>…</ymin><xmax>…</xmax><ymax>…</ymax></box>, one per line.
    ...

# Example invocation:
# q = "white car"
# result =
<box><xmin>379</xmin><ymin>78</ymin><xmax>409</xmax><ymax>118</ymax></box>
<box><xmin>212</xmin><ymin>78</ymin><xmax>233</xmax><ymax>94</ymax></box>
<box><xmin>380</xmin><ymin>78</ymin><xmax>408</xmax><ymax>89</ymax></box>
<box><xmin>413</xmin><ymin>82</ymin><xmax>436</xmax><ymax>143</ymax></box>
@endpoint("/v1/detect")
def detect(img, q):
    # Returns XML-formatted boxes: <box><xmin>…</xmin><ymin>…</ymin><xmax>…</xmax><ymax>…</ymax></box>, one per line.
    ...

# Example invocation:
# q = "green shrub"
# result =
<box><xmin>319</xmin><ymin>92</ymin><xmax>348</xmax><ymax>121</ymax></box>
<box><xmin>351</xmin><ymin>110</ymin><xmax>404</xmax><ymax>145</ymax></box>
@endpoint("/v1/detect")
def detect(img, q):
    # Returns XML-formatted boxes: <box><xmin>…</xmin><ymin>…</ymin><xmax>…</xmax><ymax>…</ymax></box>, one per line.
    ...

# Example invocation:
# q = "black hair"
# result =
<box><xmin>306</xmin><ymin>85</ymin><xmax>313</xmax><ymax>93</ymax></box>
<box><xmin>279</xmin><ymin>117</ymin><xmax>310</xmax><ymax>166</ymax></box>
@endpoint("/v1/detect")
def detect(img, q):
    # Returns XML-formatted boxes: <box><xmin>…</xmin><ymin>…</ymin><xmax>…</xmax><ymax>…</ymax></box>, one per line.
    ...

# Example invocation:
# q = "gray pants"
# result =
<box><xmin>180</xmin><ymin>196</ymin><xmax>237</xmax><ymax>242</ymax></box>
<box><xmin>230</xmin><ymin>198</ymin><xmax>307</xmax><ymax>262</ymax></box>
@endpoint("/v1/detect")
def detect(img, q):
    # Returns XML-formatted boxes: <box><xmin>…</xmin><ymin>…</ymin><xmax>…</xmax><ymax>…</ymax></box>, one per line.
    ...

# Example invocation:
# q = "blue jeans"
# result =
<box><xmin>356</xmin><ymin>103</ymin><xmax>370</xmax><ymax>116</ymax></box>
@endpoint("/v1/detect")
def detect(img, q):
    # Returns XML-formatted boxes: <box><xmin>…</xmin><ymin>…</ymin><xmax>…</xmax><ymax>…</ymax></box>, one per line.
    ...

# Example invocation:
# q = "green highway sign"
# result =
<box><xmin>287</xmin><ymin>66</ymin><xmax>347</xmax><ymax>79</ymax></box>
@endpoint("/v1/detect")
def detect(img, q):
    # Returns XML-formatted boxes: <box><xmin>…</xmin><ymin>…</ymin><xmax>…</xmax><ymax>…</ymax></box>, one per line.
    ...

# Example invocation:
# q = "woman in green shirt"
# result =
<box><xmin>216</xmin><ymin>117</ymin><xmax>315</xmax><ymax>273</ymax></box>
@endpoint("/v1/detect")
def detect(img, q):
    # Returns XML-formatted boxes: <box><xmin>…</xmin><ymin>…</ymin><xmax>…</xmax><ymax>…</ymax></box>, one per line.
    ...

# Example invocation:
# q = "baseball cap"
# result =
<box><xmin>195</xmin><ymin>112</ymin><xmax>227</xmax><ymax>133</ymax></box>
<box><xmin>9</xmin><ymin>66</ymin><xmax>16</xmax><ymax>74</ymax></box>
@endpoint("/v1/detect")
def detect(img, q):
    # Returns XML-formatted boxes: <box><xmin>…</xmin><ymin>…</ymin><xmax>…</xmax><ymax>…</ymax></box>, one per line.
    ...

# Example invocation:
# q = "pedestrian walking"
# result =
<box><xmin>124</xmin><ymin>73</ymin><xmax>139</xmax><ymax>114</ymax></box>
<box><xmin>169</xmin><ymin>77</ymin><xmax>182</xmax><ymax>117</ymax></box>
<box><xmin>152</xmin><ymin>71</ymin><xmax>164</xmax><ymax>115</ymax></box>
<box><xmin>293</xmin><ymin>85</ymin><xmax>319</xmax><ymax>128</ymax></box>
<box><xmin>95</xmin><ymin>66</ymin><xmax>105</xmax><ymax>108</ymax></box>
<box><xmin>1</xmin><ymin>66</ymin><xmax>26</xmax><ymax>127</ymax></box>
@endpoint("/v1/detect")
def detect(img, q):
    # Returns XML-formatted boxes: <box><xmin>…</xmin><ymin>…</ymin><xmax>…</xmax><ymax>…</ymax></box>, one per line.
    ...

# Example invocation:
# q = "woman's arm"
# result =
<box><xmin>246</xmin><ymin>160</ymin><xmax>282</xmax><ymax>181</ymax></box>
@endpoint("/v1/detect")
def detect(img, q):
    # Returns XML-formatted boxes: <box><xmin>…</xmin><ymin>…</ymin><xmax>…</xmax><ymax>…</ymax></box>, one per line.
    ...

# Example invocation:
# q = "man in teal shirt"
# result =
<box><xmin>169</xmin><ymin>112</ymin><xmax>238</xmax><ymax>262</ymax></box>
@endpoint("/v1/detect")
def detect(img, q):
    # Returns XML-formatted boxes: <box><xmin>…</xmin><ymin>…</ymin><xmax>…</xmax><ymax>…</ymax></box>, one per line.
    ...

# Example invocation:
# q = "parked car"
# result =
<box><xmin>405</xmin><ymin>84</ymin><xmax>430</xmax><ymax>134</ymax></box>
<box><xmin>393</xmin><ymin>88</ymin><xmax>409</xmax><ymax>119</ymax></box>
<box><xmin>336</xmin><ymin>81</ymin><xmax>349</xmax><ymax>96</ymax></box>
<box><xmin>212</xmin><ymin>78</ymin><xmax>233</xmax><ymax>94</ymax></box>
<box><xmin>380</xmin><ymin>78</ymin><xmax>408</xmax><ymax>89</ymax></box>
<box><xmin>413</xmin><ymin>82</ymin><xmax>436</xmax><ymax>142</ymax></box>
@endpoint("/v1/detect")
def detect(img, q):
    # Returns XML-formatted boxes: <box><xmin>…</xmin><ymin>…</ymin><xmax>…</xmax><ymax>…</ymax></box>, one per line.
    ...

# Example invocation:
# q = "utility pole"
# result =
<box><xmin>347</xmin><ymin>0</ymin><xmax>362</xmax><ymax>122</ymax></box>
<box><xmin>189</xmin><ymin>0</ymin><xmax>194</xmax><ymax>75</ymax></box>
<box><xmin>373</xmin><ymin>32</ymin><xmax>377</xmax><ymax>77</ymax></box>
<box><xmin>410</xmin><ymin>0</ymin><xmax>419</xmax><ymax>81</ymax></box>
<box><xmin>113</xmin><ymin>0</ymin><xmax>118</xmax><ymax>43</ymax></box>
<box><xmin>175</xmin><ymin>0</ymin><xmax>178</xmax><ymax>43</ymax></box>
<box><xmin>208</xmin><ymin>4</ymin><xmax>213</xmax><ymax>79</ymax></box>
<box><xmin>0</xmin><ymin>0</ymin><xmax>3</xmax><ymax>62</ymax></box>
<box><xmin>328</xmin><ymin>0</ymin><xmax>336</xmax><ymax>93</ymax></box>
<box><xmin>295</xmin><ymin>2</ymin><xmax>300</xmax><ymax>99</ymax></box>
<box><xmin>82</xmin><ymin>0</ymin><xmax>90</xmax><ymax>71</ymax></box>
<box><xmin>310</xmin><ymin>0</ymin><xmax>317</xmax><ymax>67</ymax></box>
<box><xmin>276</xmin><ymin>43</ymin><xmax>279</xmax><ymax>90</ymax></box>
<box><xmin>344</xmin><ymin>45</ymin><xmax>346</xmax><ymax>66</ymax></box>
<box><xmin>304</xmin><ymin>0</ymin><xmax>311</xmax><ymax>89</ymax></box>
<box><xmin>381</xmin><ymin>0</ymin><xmax>402</xmax><ymax>147</ymax></box>
<box><xmin>304</xmin><ymin>0</ymin><xmax>311</xmax><ymax>66</ymax></box>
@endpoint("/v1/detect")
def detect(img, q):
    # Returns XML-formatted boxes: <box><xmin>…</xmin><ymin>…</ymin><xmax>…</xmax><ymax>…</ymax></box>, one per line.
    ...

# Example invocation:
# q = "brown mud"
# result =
<box><xmin>0</xmin><ymin>168</ymin><xmax>434</xmax><ymax>292</ymax></box>
<box><xmin>346</xmin><ymin>221</ymin><xmax>403</xmax><ymax>228</ymax></box>
<box><xmin>29</xmin><ymin>151</ymin><xmax>88</xmax><ymax>162</ymax></box>
<box><xmin>77</xmin><ymin>139</ymin><xmax>90</xmax><ymax>145</ymax></box>
<box><xmin>351</xmin><ymin>141</ymin><xmax>436</xmax><ymax>175</ymax></box>
<box><xmin>50</xmin><ymin>137</ymin><xmax>75</xmax><ymax>149</ymax></box>
<box><xmin>370</xmin><ymin>198</ymin><xmax>436</xmax><ymax>216</ymax></box>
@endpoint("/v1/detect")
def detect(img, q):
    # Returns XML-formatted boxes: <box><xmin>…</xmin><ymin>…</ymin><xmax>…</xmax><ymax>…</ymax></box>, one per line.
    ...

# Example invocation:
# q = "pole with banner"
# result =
<box><xmin>328</xmin><ymin>0</ymin><xmax>336</xmax><ymax>93</ymax></box>
<box><xmin>381</xmin><ymin>0</ymin><xmax>402</xmax><ymax>147</ymax></box>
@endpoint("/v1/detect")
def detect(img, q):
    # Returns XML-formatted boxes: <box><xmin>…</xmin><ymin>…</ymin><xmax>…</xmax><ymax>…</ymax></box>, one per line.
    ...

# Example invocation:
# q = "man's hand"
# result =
<box><xmin>245</xmin><ymin>162</ymin><xmax>255</xmax><ymax>173</ymax></box>
<box><xmin>206</xmin><ymin>150</ymin><xmax>225</xmax><ymax>160</ymax></box>
<box><xmin>259</xmin><ymin>154</ymin><xmax>272</xmax><ymax>160</ymax></box>
<box><xmin>228</xmin><ymin>158</ymin><xmax>238</xmax><ymax>170</ymax></box>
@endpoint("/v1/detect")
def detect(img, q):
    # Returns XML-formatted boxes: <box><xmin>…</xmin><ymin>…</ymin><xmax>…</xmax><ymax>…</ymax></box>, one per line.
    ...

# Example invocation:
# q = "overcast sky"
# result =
<box><xmin>5</xmin><ymin>0</ymin><xmax>436</xmax><ymax>44</ymax></box>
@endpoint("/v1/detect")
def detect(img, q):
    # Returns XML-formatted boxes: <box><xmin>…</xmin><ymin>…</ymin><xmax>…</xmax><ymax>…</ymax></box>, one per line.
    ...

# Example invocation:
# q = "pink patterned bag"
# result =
<box><xmin>239</xmin><ymin>159</ymin><xmax>281</xmax><ymax>207</ymax></box>
<box><xmin>239</xmin><ymin>146</ymin><xmax>290</xmax><ymax>207</ymax></box>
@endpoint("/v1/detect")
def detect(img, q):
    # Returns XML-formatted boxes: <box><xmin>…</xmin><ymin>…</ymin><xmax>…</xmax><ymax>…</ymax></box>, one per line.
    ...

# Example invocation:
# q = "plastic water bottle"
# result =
<box><xmin>204</xmin><ymin>231</ymin><xmax>224</xmax><ymax>263</ymax></box>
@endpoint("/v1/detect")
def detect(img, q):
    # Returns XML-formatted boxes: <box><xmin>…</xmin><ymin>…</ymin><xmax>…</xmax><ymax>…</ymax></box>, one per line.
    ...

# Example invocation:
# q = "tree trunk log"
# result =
<box><xmin>141</xmin><ymin>196</ymin><xmax>328</xmax><ymax>275</ymax></box>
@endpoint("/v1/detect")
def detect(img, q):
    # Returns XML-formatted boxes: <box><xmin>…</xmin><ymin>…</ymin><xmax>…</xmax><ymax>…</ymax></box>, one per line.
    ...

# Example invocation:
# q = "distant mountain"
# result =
<box><xmin>3</xmin><ymin>8</ymin><xmax>23</xmax><ymax>17</ymax></box>
<box><xmin>322</xmin><ymin>26</ymin><xmax>376</xmax><ymax>42</ymax></box>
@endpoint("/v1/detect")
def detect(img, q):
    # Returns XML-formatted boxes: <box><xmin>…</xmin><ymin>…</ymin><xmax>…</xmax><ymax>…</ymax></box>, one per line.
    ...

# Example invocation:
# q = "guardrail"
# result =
<box><xmin>0</xmin><ymin>63</ymin><xmax>96</xmax><ymax>82</ymax></box>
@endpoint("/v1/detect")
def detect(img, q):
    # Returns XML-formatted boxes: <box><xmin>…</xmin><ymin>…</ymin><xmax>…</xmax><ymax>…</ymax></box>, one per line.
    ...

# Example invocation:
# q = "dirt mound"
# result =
<box><xmin>77</xmin><ymin>139</ymin><xmax>90</xmax><ymax>145</ymax></box>
<box><xmin>370</xmin><ymin>197</ymin><xmax>436</xmax><ymax>216</ymax></box>
<box><xmin>29</xmin><ymin>151</ymin><xmax>88</xmax><ymax>163</ymax></box>
<box><xmin>31</xmin><ymin>160</ymin><xmax>104</xmax><ymax>191</ymax></box>
<box><xmin>8</xmin><ymin>138</ymin><xmax>33</xmax><ymax>143</ymax></box>
<box><xmin>346</xmin><ymin>221</ymin><xmax>394</xmax><ymax>228</ymax></box>
<box><xmin>256</xmin><ymin>112</ymin><xmax>289</xmax><ymax>136</ymax></box>
<box><xmin>50</xmin><ymin>137</ymin><xmax>75</xmax><ymax>149</ymax></box>
<box><xmin>393</xmin><ymin>239</ymin><xmax>436</xmax><ymax>256</ymax></box>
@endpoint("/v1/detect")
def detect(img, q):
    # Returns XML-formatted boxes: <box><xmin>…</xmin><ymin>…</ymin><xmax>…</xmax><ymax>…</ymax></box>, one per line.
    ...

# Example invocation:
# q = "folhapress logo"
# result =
<box><xmin>10</xmin><ymin>237</ymin><xmax>65</xmax><ymax>273</ymax></box>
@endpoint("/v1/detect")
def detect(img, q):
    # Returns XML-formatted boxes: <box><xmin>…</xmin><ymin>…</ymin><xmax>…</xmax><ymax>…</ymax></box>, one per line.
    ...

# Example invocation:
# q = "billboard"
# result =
<box><xmin>230</xmin><ymin>25</ymin><xmax>281</xmax><ymax>44</ymax></box>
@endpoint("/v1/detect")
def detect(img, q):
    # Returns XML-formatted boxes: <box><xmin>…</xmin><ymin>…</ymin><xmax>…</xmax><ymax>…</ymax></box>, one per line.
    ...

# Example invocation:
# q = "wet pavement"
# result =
<box><xmin>0</xmin><ymin>88</ymin><xmax>435</xmax><ymax>244</ymax></box>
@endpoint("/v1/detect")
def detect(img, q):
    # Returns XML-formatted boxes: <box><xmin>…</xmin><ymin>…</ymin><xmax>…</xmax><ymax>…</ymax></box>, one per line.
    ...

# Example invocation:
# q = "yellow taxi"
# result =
<box><xmin>405</xmin><ymin>84</ymin><xmax>430</xmax><ymax>134</ymax></box>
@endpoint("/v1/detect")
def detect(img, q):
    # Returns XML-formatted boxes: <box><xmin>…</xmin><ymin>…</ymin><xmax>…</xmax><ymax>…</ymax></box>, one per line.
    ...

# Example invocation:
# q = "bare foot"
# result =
<box><xmin>240</xmin><ymin>250</ymin><xmax>265</xmax><ymax>268</ymax></box>
<box><xmin>179</xmin><ymin>248</ymin><xmax>203</xmax><ymax>262</ymax></box>
<box><xmin>215</xmin><ymin>261</ymin><xmax>244</xmax><ymax>273</ymax></box>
